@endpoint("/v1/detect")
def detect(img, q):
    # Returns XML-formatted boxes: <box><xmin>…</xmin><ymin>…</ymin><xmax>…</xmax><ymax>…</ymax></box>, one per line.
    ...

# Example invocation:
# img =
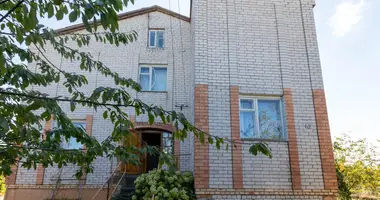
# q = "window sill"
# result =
<box><xmin>241</xmin><ymin>138</ymin><xmax>288</xmax><ymax>143</ymax></box>
<box><xmin>139</xmin><ymin>91</ymin><xmax>168</xmax><ymax>93</ymax></box>
<box><xmin>147</xmin><ymin>47</ymin><xmax>165</xmax><ymax>50</ymax></box>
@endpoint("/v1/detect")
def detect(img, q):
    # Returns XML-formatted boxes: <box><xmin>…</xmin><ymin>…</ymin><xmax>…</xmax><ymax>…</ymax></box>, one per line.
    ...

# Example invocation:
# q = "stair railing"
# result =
<box><xmin>91</xmin><ymin>162</ymin><xmax>122</xmax><ymax>200</ymax></box>
<box><xmin>107</xmin><ymin>171</ymin><xmax>126</xmax><ymax>200</ymax></box>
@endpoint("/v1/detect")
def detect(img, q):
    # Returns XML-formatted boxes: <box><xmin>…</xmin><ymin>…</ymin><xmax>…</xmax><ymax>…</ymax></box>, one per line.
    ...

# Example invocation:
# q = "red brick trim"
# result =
<box><xmin>35</xmin><ymin>165</ymin><xmax>45</xmax><ymax>185</ymax></box>
<box><xmin>284</xmin><ymin>88</ymin><xmax>302</xmax><ymax>190</ymax></box>
<box><xmin>313</xmin><ymin>89</ymin><xmax>338</xmax><ymax>190</ymax></box>
<box><xmin>230</xmin><ymin>86</ymin><xmax>243</xmax><ymax>189</ymax></box>
<box><xmin>174</xmin><ymin>139</ymin><xmax>180</xmax><ymax>170</ymax></box>
<box><xmin>5</xmin><ymin>164</ymin><xmax>18</xmax><ymax>185</ymax></box>
<box><xmin>194</xmin><ymin>84</ymin><xmax>209</xmax><ymax>189</ymax></box>
<box><xmin>85</xmin><ymin>115</ymin><xmax>93</xmax><ymax>136</ymax></box>
<box><xmin>35</xmin><ymin>119</ymin><xmax>53</xmax><ymax>185</ymax></box>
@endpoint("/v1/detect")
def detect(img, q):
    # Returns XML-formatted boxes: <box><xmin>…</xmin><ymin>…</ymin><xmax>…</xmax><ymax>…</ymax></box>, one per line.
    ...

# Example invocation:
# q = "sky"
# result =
<box><xmin>41</xmin><ymin>0</ymin><xmax>379</xmax><ymax>142</ymax></box>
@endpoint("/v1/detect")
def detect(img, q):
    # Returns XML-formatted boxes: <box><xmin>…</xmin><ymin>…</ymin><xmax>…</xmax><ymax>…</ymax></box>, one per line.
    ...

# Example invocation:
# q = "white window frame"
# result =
<box><xmin>148</xmin><ymin>29</ymin><xmax>165</xmax><ymax>48</ymax></box>
<box><xmin>239</xmin><ymin>96</ymin><xmax>286</xmax><ymax>140</ymax></box>
<box><xmin>139</xmin><ymin>66</ymin><xmax>168</xmax><ymax>91</ymax></box>
<box><xmin>52</xmin><ymin>120</ymin><xmax>86</xmax><ymax>149</ymax></box>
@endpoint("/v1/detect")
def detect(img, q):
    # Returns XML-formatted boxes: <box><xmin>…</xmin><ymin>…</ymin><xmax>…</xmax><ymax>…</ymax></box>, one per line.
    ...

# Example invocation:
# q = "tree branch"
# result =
<box><xmin>0</xmin><ymin>0</ymin><xmax>11</xmax><ymax>6</ymax></box>
<box><xmin>0</xmin><ymin>90</ymin><xmax>268</xmax><ymax>148</ymax></box>
<box><xmin>0</xmin><ymin>90</ymin><xmax>132</xmax><ymax>107</ymax></box>
<box><xmin>0</xmin><ymin>0</ymin><xmax>25</xmax><ymax>23</ymax></box>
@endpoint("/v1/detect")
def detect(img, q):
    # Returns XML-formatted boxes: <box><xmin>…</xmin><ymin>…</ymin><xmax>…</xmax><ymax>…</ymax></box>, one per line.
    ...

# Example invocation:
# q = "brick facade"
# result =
<box><xmin>7</xmin><ymin>2</ymin><xmax>338</xmax><ymax>200</ymax></box>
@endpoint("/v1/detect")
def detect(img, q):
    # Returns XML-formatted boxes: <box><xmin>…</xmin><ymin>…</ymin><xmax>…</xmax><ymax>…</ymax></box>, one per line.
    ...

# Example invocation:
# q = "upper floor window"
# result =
<box><xmin>139</xmin><ymin>66</ymin><xmax>167</xmax><ymax>91</ymax></box>
<box><xmin>148</xmin><ymin>29</ymin><xmax>164</xmax><ymax>48</ymax></box>
<box><xmin>240</xmin><ymin>97</ymin><xmax>285</xmax><ymax>140</ymax></box>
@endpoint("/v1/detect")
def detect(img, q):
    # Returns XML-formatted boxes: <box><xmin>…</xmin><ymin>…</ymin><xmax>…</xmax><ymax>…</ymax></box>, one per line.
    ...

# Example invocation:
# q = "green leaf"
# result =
<box><xmin>249</xmin><ymin>145</ymin><xmax>258</xmax><ymax>156</ymax></box>
<box><xmin>56</xmin><ymin>10</ymin><xmax>63</xmax><ymax>20</ymax></box>
<box><xmin>208</xmin><ymin>137</ymin><xmax>214</xmax><ymax>145</ymax></box>
<box><xmin>103</xmin><ymin>111</ymin><xmax>108</xmax><ymax>119</ymax></box>
<box><xmin>53</xmin><ymin>0</ymin><xmax>63</xmax><ymax>5</ymax></box>
<box><xmin>82</xmin><ymin>14</ymin><xmax>92</xmax><ymax>32</ymax></box>
<box><xmin>70</xmin><ymin>101</ymin><xmax>76</xmax><ymax>112</ymax></box>
<box><xmin>69</xmin><ymin>10</ymin><xmax>78</xmax><ymax>22</ymax></box>
<box><xmin>148</xmin><ymin>112</ymin><xmax>154</xmax><ymax>125</ymax></box>
<box><xmin>216</xmin><ymin>140</ymin><xmax>220</xmax><ymax>149</ymax></box>
<box><xmin>16</xmin><ymin>28</ymin><xmax>24</xmax><ymax>43</ymax></box>
<box><xmin>0</xmin><ymin>53</ymin><xmax>4</xmax><ymax>71</ymax></box>
<box><xmin>199</xmin><ymin>132</ymin><xmax>205</xmax><ymax>144</ymax></box>
<box><xmin>47</xmin><ymin>3</ymin><xmax>54</xmax><ymax>18</ymax></box>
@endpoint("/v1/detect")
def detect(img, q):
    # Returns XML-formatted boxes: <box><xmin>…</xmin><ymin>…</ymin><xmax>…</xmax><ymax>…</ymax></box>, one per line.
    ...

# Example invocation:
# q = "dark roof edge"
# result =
<box><xmin>55</xmin><ymin>5</ymin><xmax>191</xmax><ymax>35</ymax></box>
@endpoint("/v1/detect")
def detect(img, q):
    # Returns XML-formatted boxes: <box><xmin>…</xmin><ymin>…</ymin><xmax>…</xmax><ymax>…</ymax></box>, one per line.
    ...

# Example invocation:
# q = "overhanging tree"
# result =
<box><xmin>0</xmin><ymin>0</ymin><xmax>272</xmax><ymax>179</ymax></box>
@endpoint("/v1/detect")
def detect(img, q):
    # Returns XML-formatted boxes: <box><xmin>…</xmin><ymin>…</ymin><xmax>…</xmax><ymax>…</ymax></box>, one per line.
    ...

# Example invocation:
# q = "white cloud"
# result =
<box><xmin>328</xmin><ymin>0</ymin><xmax>365</xmax><ymax>37</ymax></box>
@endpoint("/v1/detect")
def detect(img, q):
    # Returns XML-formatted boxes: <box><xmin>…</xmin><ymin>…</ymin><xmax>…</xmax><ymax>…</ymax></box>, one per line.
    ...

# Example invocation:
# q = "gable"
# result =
<box><xmin>56</xmin><ymin>5</ymin><xmax>190</xmax><ymax>35</ymax></box>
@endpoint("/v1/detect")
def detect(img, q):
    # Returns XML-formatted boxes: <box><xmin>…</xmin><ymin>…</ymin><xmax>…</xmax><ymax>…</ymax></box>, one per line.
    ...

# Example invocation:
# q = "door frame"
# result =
<box><xmin>141</xmin><ymin>131</ymin><xmax>163</xmax><ymax>173</ymax></box>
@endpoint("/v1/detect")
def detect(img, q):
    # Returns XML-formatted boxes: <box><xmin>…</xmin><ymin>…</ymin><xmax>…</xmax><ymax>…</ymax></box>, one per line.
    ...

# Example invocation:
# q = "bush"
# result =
<box><xmin>0</xmin><ymin>175</ymin><xmax>5</xmax><ymax>195</ymax></box>
<box><xmin>132</xmin><ymin>169</ymin><xmax>195</xmax><ymax>200</ymax></box>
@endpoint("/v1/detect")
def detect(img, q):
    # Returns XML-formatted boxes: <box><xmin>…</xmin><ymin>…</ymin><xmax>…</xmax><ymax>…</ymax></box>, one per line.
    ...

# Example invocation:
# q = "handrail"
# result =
<box><xmin>91</xmin><ymin>162</ymin><xmax>122</xmax><ymax>200</ymax></box>
<box><xmin>107</xmin><ymin>172</ymin><xmax>126</xmax><ymax>200</ymax></box>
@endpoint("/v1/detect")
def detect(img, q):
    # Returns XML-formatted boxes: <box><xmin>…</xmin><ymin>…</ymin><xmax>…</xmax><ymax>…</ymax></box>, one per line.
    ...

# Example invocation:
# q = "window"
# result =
<box><xmin>240</xmin><ymin>97</ymin><xmax>285</xmax><ymax>140</ymax></box>
<box><xmin>148</xmin><ymin>30</ymin><xmax>164</xmax><ymax>48</ymax></box>
<box><xmin>53</xmin><ymin>121</ymin><xmax>86</xmax><ymax>149</ymax></box>
<box><xmin>139</xmin><ymin>67</ymin><xmax>167</xmax><ymax>91</ymax></box>
<box><xmin>162</xmin><ymin>132</ymin><xmax>173</xmax><ymax>154</ymax></box>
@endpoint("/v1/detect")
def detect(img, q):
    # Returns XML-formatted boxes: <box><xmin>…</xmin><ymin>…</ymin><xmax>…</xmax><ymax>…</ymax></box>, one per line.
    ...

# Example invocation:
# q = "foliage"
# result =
<box><xmin>0</xmin><ymin>175</ymin><xmax>5</xmax><ymax>195</ymax></box>
<box><xmin>0</xmin><ymin>0</ymin><xmax>272</xmax><ymax>180</ymax></box>
<box><xmin>334</xmin><ymin>134</ymin><xmax>380</xmax><ymax>199</ymax></box>
<box><xmin>132</xmin><ymin>169</ymin><xmax>195</xmax><ymax>200</ymax></box>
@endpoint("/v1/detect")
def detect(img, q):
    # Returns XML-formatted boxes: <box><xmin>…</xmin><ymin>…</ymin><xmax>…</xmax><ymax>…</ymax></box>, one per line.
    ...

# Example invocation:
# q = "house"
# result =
<box><xmin>4</xmin><ymin>0</ymin><xmax>338</xmax><ymax>199</ymax></box>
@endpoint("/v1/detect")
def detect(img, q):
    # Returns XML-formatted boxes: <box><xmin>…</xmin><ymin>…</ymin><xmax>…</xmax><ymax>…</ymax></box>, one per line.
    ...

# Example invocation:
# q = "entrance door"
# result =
<box><xmin>142</xmin><ymin>133</ymin><xmax>161</xmax><ymax>172</ymax></box>
<box><xmin>121</xmin><ymin>131</ymin><xmax>141</xmax><ymax>174</ymax></box>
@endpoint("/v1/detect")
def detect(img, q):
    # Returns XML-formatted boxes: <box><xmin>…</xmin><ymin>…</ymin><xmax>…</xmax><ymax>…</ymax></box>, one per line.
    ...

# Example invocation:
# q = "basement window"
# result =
<box><xmin>148</xmin><ymin>29</ymin><xmax>164</xmax><ymax>48</ymax></box>
<box><xmin>239</xmin><ymin>97</ymin><xmax>285</xmax><ymax>140</ymax></box>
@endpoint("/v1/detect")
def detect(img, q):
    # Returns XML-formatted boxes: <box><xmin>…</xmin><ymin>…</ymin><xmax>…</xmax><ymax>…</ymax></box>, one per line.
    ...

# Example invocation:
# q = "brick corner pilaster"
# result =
<box><xmin>85</xmin><ymin>115</ymin><xmax>93</xmax><ymax>136</ymax></box>
<box><xmin>229</xmin><ymin>86</ymin><xmax>243</xmax><ymax>189</ymax></box>
<box><xmin>5</xmin><ymin>164</ymin><xmax>18</xmax><ymax>185</ymax></box>
<box><xmin>194</xmin><ymin>84</ymin><xmax>209</xmax><ymax>189</ymax></box>
<box><xmin>284</xmin><ymin>88</ymin><xmax>302</xmax><ymax>190</ymax></box>
<box><xmin>35</xmin><ymin>164</ymin><xmax>45</xmax><ymax>185</ymax></box>
<box><xmin>313</xmin><ymin>89</ymin><xmax>338</xmax><ymax>190</ymax></box>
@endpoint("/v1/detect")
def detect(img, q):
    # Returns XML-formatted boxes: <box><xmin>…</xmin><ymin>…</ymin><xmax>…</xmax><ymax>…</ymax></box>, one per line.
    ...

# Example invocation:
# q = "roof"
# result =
<box><xmin>56</xmin><ymin>5</ymin><xmax>191</xmax><ymax>35</ymax></box>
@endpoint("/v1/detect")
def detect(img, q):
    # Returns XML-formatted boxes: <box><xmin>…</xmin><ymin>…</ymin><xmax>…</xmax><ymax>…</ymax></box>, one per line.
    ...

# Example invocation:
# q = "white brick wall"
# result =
<box><xmin>242</xmin><ymin>142</ymin><xmax>291</xmax><ymax>189</ymax></box>
<box><xmin>15</xmin><ymin>162</ymin><xmax>36</xmax><ymax>185</ymax></box>
<box><xmin>20</xmin><ymin>10</ymin><xmax>193</xmax><ymax>185</ymax></box>
<box><xmin>192</xmin><ymin>0</ymin><xmax>325</xmax><ymax>193</ymax></box>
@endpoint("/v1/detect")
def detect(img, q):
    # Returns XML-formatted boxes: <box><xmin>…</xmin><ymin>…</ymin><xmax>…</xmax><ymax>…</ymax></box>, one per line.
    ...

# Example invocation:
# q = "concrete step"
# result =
<box><xmin>112</xmin><ymin>174</ymin><xmax>139</xmax><ymax>200</ymax></box>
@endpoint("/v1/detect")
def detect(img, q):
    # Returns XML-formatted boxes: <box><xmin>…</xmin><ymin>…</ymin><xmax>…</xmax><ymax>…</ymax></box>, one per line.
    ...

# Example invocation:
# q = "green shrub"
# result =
<box><xmin>132</xmin><ymin>169</ymin><xmax>195</xmax><ymax>200</ymax></box>
<box><xmin>0</xmin><ymin>175</ymin><xmax>5</xmax><ymax>195</ymax></box>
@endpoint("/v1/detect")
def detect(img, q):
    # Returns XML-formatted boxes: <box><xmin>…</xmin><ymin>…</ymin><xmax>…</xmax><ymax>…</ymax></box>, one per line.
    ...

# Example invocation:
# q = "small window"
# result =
<box><xmin>240</xmin><ymin>97</ymin><xmax>285</xmax><ymax>140</ymax></box>
<box><xmin>139</xmin><ymin>66</ymin><xmax>167</xmax><ymax>91</ymax></box>
<box><xmin>162</xmin><ymin>132</ymin><xmax>173</xmax><ymax>154</ymax></box>
<box><xmin>148</xmin><ymin>30</ymin><xmax>164</xmax><ymax>48</ymax></box>
<box><xmin>52</xmin><ymin>121</ymin><xmax>86</xmax><ymax>149</ymax></box>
